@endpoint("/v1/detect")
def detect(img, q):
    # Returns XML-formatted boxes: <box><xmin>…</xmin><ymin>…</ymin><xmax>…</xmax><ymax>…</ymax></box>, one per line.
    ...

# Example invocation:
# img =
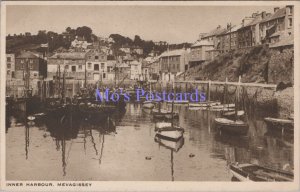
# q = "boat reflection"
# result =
<box><xmin>154</xmin><ymin>134</ymin><xmax>184</xmax><ymax>181</ymax></box>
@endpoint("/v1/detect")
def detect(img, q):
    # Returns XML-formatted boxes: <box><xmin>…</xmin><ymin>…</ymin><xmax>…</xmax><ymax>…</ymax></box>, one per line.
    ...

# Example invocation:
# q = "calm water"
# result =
<box><xmin>6</xmin><ymin>103</ymin><xmax>294</xmax><ymax>181</ymax></box>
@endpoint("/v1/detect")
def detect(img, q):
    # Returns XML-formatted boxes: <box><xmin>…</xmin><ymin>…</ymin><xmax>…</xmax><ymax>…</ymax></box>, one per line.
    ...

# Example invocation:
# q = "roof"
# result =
<box><xmin>227</xmin><ymin>24</ymin><xmax>243</xmax><ymax>33</ymax></box>
<box><xmin>49</xmin><ymin>52</ymin><xmax>86</xmax><ymax>60</ymax></box>
<box><xmin>264</xmin><ymin>8</ymin><xmax>286</xmax><ymax>22</ymax></box>
<box><xmin>202</xmin><ymin>26</ymin><xmax>227</xmax><ymax>38</ymax></box>
<box><xmin>117</xmin><ymin>63</ymin><xmax>130</xmax><ymax>68</ymax></box>
<box><xmin>106</xmin><ymin>60</ymin><xmax>117</xmax><ymax>67</ymax></box>
<box><xmin>159</xmin><ymin>49</ymin><xmax>187</xmax><ymax>58</ymax></box>
<box><xmin>130</xmin><ymin>60</ymin><xmax>141</xmax><ymax>65</ymax></box>
<box><xmin>16</xmin><ymin>51</ymin><xmax>39</xmax><ymax>59</ymax></box>
<box><xmin>269</xmin><ymin>34</ymin><xmax>294</xmax><ymax>48</ymax></box>
<box><xmin>191</xmin><ymin>40</ymin><xmax>214</xmax><ymax>47</ymax></box>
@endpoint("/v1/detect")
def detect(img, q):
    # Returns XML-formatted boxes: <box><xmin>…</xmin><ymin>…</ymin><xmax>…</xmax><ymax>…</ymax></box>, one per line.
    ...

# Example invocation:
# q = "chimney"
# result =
<box><xmin>262</xmin><ymin>11</ymin><xmax>266</xmax><ymax>19</ymax></box>
<box><xmin>274</xmin><ymin>7</ymin><xmax>280</xmax><ymax>13</ymax></box>
<box><xmin>227</xmin><ymin>23</ymin><xmax>231</xmax><ymax>30</ymax></box>
<box><xmin>217</xmin><ymin>25</ymin><xmax>221</xmax><ymax>29</ymax></box>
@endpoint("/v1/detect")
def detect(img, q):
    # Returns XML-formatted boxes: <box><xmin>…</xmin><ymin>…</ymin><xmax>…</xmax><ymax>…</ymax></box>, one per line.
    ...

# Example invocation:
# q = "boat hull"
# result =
<box><xmin>215</xmin><ymin>118</ymin><xmax>249</xmax><ymax>135</ymax></box>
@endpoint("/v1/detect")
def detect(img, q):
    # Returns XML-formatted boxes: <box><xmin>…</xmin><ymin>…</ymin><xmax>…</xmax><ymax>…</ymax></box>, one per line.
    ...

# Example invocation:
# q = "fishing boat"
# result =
<box><xmin>78</xmin><ymin>102</ymin><xmax>116</xmax><ymax>115</ymax></box>
<box><xmin>264</xmin><ymin>117</ymin><xmax>294</xmax><ymax>134</ymax></box>
<box><xmin>229</xmin><ymin>163</ymin><xmax>294</xmax><ymax>182</ymax></box>
<box><xmin>215</xmin><ymin>118</ymin><xmax>249</xmax><ymax>135</ymax></box>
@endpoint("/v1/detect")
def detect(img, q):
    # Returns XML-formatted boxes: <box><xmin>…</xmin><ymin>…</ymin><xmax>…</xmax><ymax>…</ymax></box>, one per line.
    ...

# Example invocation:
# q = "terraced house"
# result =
<box><xmin>85</xmin><ymin>49</ymin><xmax>108</xmax><ymax>81</ymax></box>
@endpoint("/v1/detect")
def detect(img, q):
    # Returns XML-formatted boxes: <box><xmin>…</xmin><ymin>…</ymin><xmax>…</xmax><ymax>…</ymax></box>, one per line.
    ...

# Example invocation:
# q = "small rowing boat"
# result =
<box><xmin>264</xmin><ymin>117</ymin><xmax>294</xmax><ymax>134</ymax></box>
<box><xmin>229</xmin><ymin>163</ymin><xmax>294</xmax><ymax>182</ymax></box>
<box><xmin>154</xmin><ymin>134</ymin><xmax>184</xmax><ymax>152</ymax></box>
<box><xmin>152</xmin><ymin>108</ymin><xmax>179</xmax><ymax>119</ymax></box>
<box><xmin>155</xmin><ymin>122</ymin><xmax>184</xmax><ymax>141</ymax></box>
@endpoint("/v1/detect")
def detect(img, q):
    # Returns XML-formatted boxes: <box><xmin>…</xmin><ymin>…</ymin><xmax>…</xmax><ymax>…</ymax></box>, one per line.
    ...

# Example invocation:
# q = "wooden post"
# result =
<box><xmin>72</xmin><ymin>80</ymin><xmax>75</xmax><ymax>97</ymax></box>
<box><xmin>208</xmin><ymin>80</ymin><xmax>211</xmax><ymax>102</ymax></box>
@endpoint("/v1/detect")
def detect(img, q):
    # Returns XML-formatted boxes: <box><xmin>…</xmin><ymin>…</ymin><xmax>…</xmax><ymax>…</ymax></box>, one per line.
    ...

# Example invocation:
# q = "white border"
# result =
<box><xmin>1</xmin><ymin>1</ymin><xmax>299</xmax><ymax>191</ymax></box>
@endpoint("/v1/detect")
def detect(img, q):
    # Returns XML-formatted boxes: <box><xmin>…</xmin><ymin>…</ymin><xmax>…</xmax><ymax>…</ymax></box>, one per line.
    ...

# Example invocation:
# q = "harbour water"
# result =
<box><xmin>6</xmin><ymin>103</ymin><xmax>293</xmax><ymax>181</ymax></box>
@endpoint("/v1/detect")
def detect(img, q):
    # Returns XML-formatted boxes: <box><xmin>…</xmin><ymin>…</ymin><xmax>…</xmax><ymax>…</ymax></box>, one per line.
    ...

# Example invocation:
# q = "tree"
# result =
<box><xmin>76</xmin><ymin>26</ymin><xmax>92</xmax><ymax>42</ymax></box>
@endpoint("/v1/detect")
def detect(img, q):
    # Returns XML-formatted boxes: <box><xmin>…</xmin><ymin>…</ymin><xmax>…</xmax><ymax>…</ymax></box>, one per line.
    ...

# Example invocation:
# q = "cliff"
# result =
<box><xmin>182</xmin><ymin>44</ymin><xmax>294</xmax><ymax>85</ymax></box>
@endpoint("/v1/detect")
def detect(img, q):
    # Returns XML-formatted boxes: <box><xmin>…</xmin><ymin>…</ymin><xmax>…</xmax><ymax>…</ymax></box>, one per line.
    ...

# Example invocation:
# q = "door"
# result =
<box><xmin>93</xmin><ymin>73</ymin><xmax>100</xmax><ymax>80</ymax></box>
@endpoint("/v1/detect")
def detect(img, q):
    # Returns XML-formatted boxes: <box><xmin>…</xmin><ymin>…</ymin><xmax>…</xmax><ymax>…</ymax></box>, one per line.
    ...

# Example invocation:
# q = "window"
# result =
<box><xmin>289</xmin><ymin>18</ymin><xmax>293</xmax><ymax>27</ymax></box>
<box><xmin>103</xmin><ymin>73</ymin><xmax>106</xmax><ymax>79</ymax></box>
<box><xmin>21</xmin><ymin>60</ymin><xmax>24</xmax><ymax>64</ymax></box>
<box><xmin>95</xmin><ymin>56</ymin><xmax>99</xmax><ymax>60</ymax></box>
<box><xmin>29</xmin><ymin>64</ymin><xmax>33</xmax><ymax>69</ymax></box>
<box><xmin>7</xmin><ymin>63</ymin><xmax>11</xmax><ymax>69</ymax></box>
<box><xmin>79</xmin><ymin>65</ymin><xmax>82</xmax><ymax>70</ymax></box>
<box><xmin>101</xmin><ymin>63</ymin><xmax>105</xmax><ymax>69</ymax></box>
<box><xmin>177</xmin><ymin>64</ymin><xmax>180</xmax><ymax>70</ymax></box>
<box><xmin>7</xmin><ymin>57</ymin><xmax>11</xmax><ymax>62</ymax></box>
<box><xmin>88</xmin><ymin>63</ymin><xmax>92</xmax><ymax>69</ymax></box>
<box><xmin>72</xmin><ymin>66</ymin><xmax>76</xmax><ymax>72</ymax></box>
<box><xmin>30</xmin><ymin>59</ymin><xmax>33</xmax><ymax>63</ymax></box>
<box><xmin>65</xmin><ymin>65</ymin><xmax>69</xmax><ymax>70</ymax></box>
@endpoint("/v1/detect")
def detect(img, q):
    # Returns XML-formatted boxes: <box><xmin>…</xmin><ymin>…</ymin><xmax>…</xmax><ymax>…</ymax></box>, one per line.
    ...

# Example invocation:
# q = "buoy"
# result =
<box><xmin>189</xmin><ymin>153</ymin><xmax>195</xmax><ymax>158</ymax></box>
<box><xmin>145</xmin><ymin>156</ymin><xmax>152</xmax><ymax>160</ymax></box>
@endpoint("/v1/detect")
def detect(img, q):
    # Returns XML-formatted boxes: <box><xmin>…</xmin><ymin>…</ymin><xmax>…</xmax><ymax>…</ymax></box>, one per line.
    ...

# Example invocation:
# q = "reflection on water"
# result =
<box><xmin>6</xmin><ymin>103</ymin><xmax>293</xmax><ymax>181</ymax></box>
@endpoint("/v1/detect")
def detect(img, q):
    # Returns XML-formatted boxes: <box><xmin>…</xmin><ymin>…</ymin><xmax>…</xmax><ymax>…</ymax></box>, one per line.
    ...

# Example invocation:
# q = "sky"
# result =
<box><xmin>6</xmin><ymin>5</ymin><xmax>275</xmax><ymax>44</ymax></box>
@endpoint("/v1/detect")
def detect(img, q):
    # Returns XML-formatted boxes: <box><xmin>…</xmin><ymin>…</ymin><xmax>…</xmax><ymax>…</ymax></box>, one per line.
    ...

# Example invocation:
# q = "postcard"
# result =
<box><xmin>0</xmin><ymin>1</ymin><xmax>299</xmax><ymax>191</ymax></box>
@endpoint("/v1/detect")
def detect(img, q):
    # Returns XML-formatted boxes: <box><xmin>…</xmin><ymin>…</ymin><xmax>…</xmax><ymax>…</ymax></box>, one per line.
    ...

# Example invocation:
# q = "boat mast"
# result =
<box><xmin>235</xmin><ymin>76</ymin><xmax>241</xmax><ymax>121</ymax></box>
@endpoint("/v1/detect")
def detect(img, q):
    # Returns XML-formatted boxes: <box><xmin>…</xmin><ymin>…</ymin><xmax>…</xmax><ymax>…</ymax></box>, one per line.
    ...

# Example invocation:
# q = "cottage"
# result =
<box><xmin>189</xmin><ymin>40</ymin><xmax>214</xmax><ymax>68</ymax></box>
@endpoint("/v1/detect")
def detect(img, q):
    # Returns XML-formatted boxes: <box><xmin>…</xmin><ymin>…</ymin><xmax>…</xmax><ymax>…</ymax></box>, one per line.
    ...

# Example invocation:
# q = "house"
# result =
<box><xmin>6</xmin><ymin>54</ymin><xmax>15</xmax><ymax>79</ymax></box>
<box><xmin>120</xmin><ymin>45</ymin><xmax>131</xmax><ymax>54</ymax></box>
<box><xmin>129</xmin><ymin>60</ymin><xmax>142</xmax><ymax>80</ymax></box>
<box><xmin>106</xmin><ymin>60</ymin><xmax>116</xmax><ymax>81</ymax></box>
<box><xmin>154</xmin><ymin>41</ymin><xmax>167</xmax><ymax>46</ymax></box>
<box><xmin>141</xmin><ymin>61</ymin><xmax>150</xmax><ymax>81</ymax></box>
<box><xmin>217</xmin><ymin>24</ymin><xmax>242</xmax><ymax>53</ymax></box>
<box><xmin>259</xmin><ymin>6</ymin><xmax>294</xmax><ymax>44</ymax></box>
<box><xmin>47</xmin><ymin>52</ymin><xmax>86</xmax><ymax>80</ymax></box>
<box><xmin>189</xmin><ymin>40</ymin><xmax>214</xmax><ymax>68</ymax></box>
<box><xmin>132</xmin><ymin>46</ymin><xmax>144</xmax><ymax>55</ymax></box>
<box><xmin>85</xmin><ymin>49</ymin><xmax>108</xmax><ymax>81</ymax></box>
<box><xmin>15</xmin><ymin>51</ymin><xmax>47</xmax><ymax>80</ymax></box>
<box><xmin>200</xmin><ymin>25</ymin><xmax>227</xmax><ymax>59</ymax></box>
<box><xmin>117</xmin><ymin>62</ymin><xmax>131</xmax><ymax>80</ymax></box>
<box><xmin>159</xmin><ymin>49</ymin><xmax>189</xmax><ymax>82</ymax></box>
<box><xmin>70</xmin><ymin>36</ymin><xmax>92</xmax><ymax>52</ymax></box>
<box><xmin>146</xmin><ymin>57</ymin><xmax>160</xmax><ymax>80</ymax></box>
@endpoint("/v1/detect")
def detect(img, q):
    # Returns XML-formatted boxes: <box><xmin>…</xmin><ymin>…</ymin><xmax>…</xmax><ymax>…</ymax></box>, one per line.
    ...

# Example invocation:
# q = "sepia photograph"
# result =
<box><xmin>0</xmin><ymin>1</ymin><xmax>299</xmax><ymax>191</ymax></box>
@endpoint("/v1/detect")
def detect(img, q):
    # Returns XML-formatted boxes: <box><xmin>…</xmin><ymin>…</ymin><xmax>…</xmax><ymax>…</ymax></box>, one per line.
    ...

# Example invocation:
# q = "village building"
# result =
<box><xmin>14</xmin><ymin>51</ymin><xmax>47</xmax><ymax>80</ymax></box>
<box><xmin>218</xmin><ymin>24</ymin><xmax>243</xmax><ymax>53</ymax></box>
<box><xmin>129</xmin><ymin>60</ymin><xmax>142</xmax><ymax>80</ymax></box>
<box><xmin>120</xmin><ymin>45</ymin><xmax>131</xmax><ymax>54</ymax></box>
<box><xmin>259</xmin><ymin>6</ymin><xmax>294</xmax><ymax>45</ymax></box>
<box><xmin>188</xmin><ymin>40</ymin><xmax>214</xmax><ymax>68</ymax></box>
<box><xmin>6</xmin><ymin>54</ymin><xmax>15</xmax><ymax>79</ymax></box>
<box><xmin>159</xmin><ymin>49</ymin><xmax>189</xmax><ymax>82</ymax></box>
<box><xmin>70</xmin><ymin>36</ymin><xmax>92</xmax><ymax>52</ymax></box>
<box><xmin>132</xmin><ymin>46</ymin><xmax>144</xmax><ymax>55</ymax></box>
<box><xmin>200</xmin><ymin>25</ymin><xmax>227</xmax><ymax>60</ymax></box>
<box><xmin>47</xmin><ymin>52</ymin><xmax>86</xmax><ymax>80</ymax></box>
<box><xmin>85</xmin><ymin>49</ymin><xmax>108</xmax><ymax>81</ymax></box>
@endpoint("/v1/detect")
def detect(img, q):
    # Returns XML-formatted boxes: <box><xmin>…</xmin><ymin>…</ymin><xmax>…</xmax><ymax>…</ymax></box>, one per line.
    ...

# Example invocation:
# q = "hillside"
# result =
<box><xmin>182</xmin><ymin>45</ymin><xmax>294</xmax><ymax>85</ymax></box>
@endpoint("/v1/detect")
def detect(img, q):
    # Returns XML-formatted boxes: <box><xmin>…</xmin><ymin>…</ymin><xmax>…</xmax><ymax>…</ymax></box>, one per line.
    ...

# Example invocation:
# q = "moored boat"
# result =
<box><xmin>264</xmin><ymin>117</ymin><xmax>294</xmax><ymax>134</ymax></box>
<box><xmin>215</xmin><ymin>117</ymin><xmax>249</xmax><ymax>135</ymax></box>
<box><xmin>166</xmin><ymin>100</ymin><xmax>189</xmax><ymax>105</ymax></box>
<box><xmin>229</xmin><ymin>163</ymin><xmax>294</xmax><ymax>182</ymax></box>
<box><xmin>154</xmin><ymin>134</ymin><xmax>184</xmax><ymax>152</ymax></box>
<box><xmin>221</xmin><ymin>110</ymin><xmax>245</xmax><ymax>120</ymax></box>
<box><xmin>156</xmin><ymin>126</ymin><xmax>184</xmax><ymax>141</ymax></box>
<box><xmin>142</xmin><ymin>100</ymin><xmax>155</xmax><ymax>109</ymax></box>
<box><xmin>152</xmin><ymin>108</ymin><xmax>179</xmax><ymax>119</ymax></box>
